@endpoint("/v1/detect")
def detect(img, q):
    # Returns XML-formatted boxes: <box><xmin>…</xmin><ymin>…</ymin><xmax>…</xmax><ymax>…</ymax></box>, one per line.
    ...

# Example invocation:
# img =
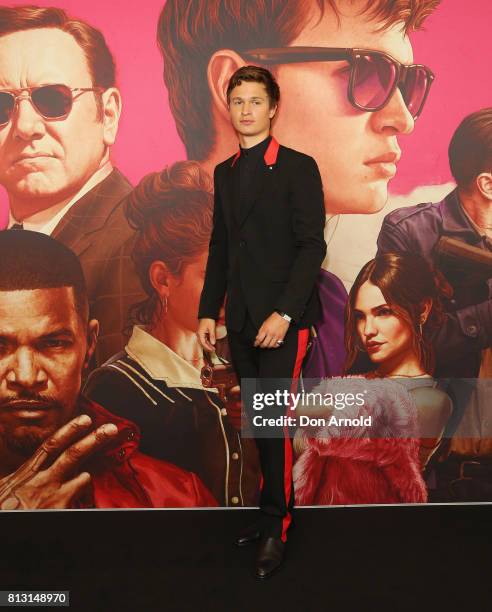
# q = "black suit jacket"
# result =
<box><xmin>198</xmin><ymin>138</ymin><xmax>326</xmax><ymax>331</ymax></box>
<box><xmin>51</xmin><ymin>169</ymin><xmax>145</xmax><ymax>364</ymax></box>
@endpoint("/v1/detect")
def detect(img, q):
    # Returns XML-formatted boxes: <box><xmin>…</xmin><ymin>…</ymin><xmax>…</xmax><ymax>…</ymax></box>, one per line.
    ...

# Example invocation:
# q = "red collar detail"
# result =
<box><xmin>231</xmin><ymin>150</ymin><xmax>241</xmax><ymax>167</ymax></box>
<box><xmin>230</xmin><ymin>136</ymin><xmax>280</xmax><ymax>167</ymax></box>
<box><xmin>264</xmin><ymin>137</ymin><xmax>279</xmax><ymax>166</ymax></box>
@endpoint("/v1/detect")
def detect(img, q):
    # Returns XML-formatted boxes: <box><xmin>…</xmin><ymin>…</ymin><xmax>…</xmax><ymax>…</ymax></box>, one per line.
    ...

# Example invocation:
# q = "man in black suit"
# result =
<box><xmin>197</xmin><ymin>66</ymin><xmax>326</xmax><ymax>578</ymax></box>
<box><xmin>0</xmin><ymin>6</ymin><xmax>144</xmax><ymax>364</ymax></box>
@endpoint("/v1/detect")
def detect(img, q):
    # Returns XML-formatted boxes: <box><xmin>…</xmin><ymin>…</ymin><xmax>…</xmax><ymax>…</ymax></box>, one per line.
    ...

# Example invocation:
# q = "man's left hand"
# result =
<box><xmin>254</xmin><ymin>312</ymin><xmax>290</xmax><ymax>348</ymax></box>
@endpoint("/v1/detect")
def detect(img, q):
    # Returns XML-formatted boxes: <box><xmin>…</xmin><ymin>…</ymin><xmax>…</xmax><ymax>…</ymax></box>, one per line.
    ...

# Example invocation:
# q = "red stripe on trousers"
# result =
<box><xmin>281</xmin><ymin>327</ymin><xmax>309</xmax><ymax>542</ymax></box>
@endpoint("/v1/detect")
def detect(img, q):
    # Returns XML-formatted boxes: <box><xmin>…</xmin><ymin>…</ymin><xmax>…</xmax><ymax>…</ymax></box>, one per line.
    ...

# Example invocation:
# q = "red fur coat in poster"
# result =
<box><xmin>293</xmin><ymin>377</ymin><xmax>427</xmax><ymax>505</ymax></box>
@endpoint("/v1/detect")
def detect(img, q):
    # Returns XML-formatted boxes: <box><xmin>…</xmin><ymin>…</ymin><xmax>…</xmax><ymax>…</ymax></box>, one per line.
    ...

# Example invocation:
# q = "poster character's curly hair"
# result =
<box><xmin>125</xmin><ymin>161</ymin><xmax>213</xmax><ymax>326</ymax></box>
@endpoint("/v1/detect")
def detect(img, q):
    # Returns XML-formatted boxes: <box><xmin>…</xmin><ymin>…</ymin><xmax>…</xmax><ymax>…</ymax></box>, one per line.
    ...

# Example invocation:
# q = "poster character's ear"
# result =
<box><xmin>419</xmin><ymin>298</ymin><xmax>433</xmax><ymax>325</ymax></box>
<box><xmin>84</xmin><ymin>319</ymin><xmax>99</xmax><ymax>370</ymax></box>
<box><xmin>101</xmin><ymin>87</ymin><xmax>122</xmax><ymax>147</ymax></box>
<box><xmin>477</xmin><ymin>172</ymin><xmax>492</xmax><ymax>201</ymax></box>
<box><xmin>149</xmin><ymin>260</ymin><xmax>171</xmax><ymax>319</ymax></box>
<box><xmin>149</xmin><ymin>260</ymin><xmax>170</xmax><ymax>298</ymax></box>
<box><xmin>207</xmin><ymin>49</ymin><xmax>246</xmax><ymax>121</ymax></box>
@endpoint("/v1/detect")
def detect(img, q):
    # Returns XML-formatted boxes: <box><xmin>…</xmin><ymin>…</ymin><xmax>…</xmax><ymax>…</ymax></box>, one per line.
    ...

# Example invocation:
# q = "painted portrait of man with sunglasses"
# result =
<box><xmin>0</xmin><ymin>6</ymin><xmax>145</xmax><ymax>365</ymax></box>
<box><xmin>158</xmin><ymin>0</ymin><xmax>440</xmax><ymax>378</ymax></box>
<box><xmin>158</xmin><ymin>0</ymin><xmax>438</xmax><ymax>216</ymax></box>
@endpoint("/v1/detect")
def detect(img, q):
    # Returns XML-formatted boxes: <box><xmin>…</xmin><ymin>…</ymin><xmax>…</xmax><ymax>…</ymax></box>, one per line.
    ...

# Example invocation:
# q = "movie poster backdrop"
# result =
<box><xmin>0</xmin><ymin>0</ymin><xmax>491</xmax><ymax>509</ymax></box>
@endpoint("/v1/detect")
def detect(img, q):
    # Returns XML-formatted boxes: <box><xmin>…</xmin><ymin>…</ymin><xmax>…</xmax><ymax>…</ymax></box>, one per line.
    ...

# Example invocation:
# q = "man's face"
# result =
<box><xmin>228</xmin><ymin>80</ymin><xmax>276</xmax><ymax>140</ymax></box>
<box><xmin>0</xmin><ymin>28</ymin><xmax>108</xmax><ymax>206</ymax></box>
<box><xmin>272</xmin><ymin>1</ymin><xmax>415</xmax><ymax>214</ymax></box>
<box><xmin>0</xmin><ymin>287</ymin><xmax>92</xmax><ymax>457</ymax></box>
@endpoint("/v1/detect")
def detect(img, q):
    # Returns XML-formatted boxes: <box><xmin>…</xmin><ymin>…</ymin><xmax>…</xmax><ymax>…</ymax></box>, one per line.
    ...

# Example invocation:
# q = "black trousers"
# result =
<box><xmin>227</xmin><ymin>313</ymin><xmax>309</xmax><ymax>542</ymax></box>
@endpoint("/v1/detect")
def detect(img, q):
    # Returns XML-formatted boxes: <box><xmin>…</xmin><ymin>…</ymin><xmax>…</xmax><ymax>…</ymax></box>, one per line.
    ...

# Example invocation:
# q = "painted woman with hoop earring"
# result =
<box><xmin>84</xmin><ymin>161</ymin><xmax>260</xmax><ymax>507</ymax></box>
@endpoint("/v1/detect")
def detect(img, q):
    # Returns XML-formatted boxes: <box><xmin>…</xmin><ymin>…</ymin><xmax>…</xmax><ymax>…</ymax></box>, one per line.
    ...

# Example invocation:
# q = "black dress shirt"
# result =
<box><xmin>239</xmin><ymin>135</ymin><xmax>271</xmax><ymax>208</ymax></box>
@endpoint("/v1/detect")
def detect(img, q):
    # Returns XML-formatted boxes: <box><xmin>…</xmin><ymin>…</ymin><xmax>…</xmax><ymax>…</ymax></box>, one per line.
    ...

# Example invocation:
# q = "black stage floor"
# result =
<box><xmin>1</xmin><ymin>505</ymin><xmax>491</xmax><ymax>611</ymax></box>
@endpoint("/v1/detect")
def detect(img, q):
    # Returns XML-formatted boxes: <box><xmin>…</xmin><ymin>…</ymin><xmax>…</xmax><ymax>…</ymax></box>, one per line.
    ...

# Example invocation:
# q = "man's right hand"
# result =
<box><xmin>0</xmin><ymin>415</ymin><xmax>118</xmax><ymax>510</ymax></box>
<box><xmin>197</xmin><ymin>318</ymin><xmax>217</xmax><ymax>352</ymax></box>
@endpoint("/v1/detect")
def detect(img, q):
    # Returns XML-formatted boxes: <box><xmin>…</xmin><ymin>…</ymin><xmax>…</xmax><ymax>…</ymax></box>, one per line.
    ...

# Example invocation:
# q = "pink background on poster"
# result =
<box><xmin>0</xmin><ymin>0</ymin><xmax>490</xmax><ymax>225</ymax></box>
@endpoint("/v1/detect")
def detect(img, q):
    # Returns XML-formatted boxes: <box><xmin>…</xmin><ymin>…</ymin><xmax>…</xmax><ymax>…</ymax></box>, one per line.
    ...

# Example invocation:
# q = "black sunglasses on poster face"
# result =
<box><xmin>0</xmin><ymin>84</ymin><xmax>103</xmax><ymax>127</ymax></box>
<box><xmin>240</xmin><ymin>47</ymin><xmax>435</xmax><ymax>120</ymax></box>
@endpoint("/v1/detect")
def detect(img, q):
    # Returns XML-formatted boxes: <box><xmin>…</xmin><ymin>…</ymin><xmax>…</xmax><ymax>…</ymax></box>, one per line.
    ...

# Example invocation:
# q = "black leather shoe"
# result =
<box><xmin>235</xmin><ymin>522</ymin><xmax>262</xmax><ymax>547</ymax></box>
<box><xmin>255</xmin><ymin>537</ymin><xmax>285</xmax><ymax>580</ymax></box>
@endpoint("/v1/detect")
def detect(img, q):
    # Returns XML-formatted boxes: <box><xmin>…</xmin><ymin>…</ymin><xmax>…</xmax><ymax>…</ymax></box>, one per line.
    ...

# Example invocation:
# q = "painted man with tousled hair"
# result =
<box><xmin>158</xmin><ymin>0</ymin><xmax>441</xmax><ymax>380</ymax></box>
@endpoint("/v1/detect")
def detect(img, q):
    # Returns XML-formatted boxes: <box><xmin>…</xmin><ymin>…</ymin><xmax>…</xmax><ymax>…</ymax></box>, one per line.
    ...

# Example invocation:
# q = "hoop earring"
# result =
<box><xmin>419</xmin><ymin>314</ymin><xmax>428</xmax><ymax>336</ymax></box>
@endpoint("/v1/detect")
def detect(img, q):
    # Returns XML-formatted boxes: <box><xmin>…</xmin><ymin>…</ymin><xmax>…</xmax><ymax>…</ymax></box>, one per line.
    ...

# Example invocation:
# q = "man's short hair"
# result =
<box><xmin>158</xmin><ymin>0</ymin><xmax>440</xmax><ymax>160</ymax></box>
<box><xmin>448</xmin><ymin>108</ymin><xmax>492</xmax><ymax>191</ymax></box>
<box><xmin>0</xmin><ymin>5</ymin><xmax>116</xmax><ymax>117</ymax></box>
<box><xmin>226</xmin><ymin>65</ymin><xmax>280</xmax><ymax>107</ymax></box>
<box><xmin>0</xmin><ymin>230</ymin><xmax>88</xmax><ymax>322</ymax></box>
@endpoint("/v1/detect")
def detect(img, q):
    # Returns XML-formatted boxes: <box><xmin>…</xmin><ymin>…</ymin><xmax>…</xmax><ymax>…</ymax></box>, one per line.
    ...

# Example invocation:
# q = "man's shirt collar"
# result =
<box><xmin>239</xmin><ymin>134</ymin><xmax>271</xmax><ymax>159</ymax></box>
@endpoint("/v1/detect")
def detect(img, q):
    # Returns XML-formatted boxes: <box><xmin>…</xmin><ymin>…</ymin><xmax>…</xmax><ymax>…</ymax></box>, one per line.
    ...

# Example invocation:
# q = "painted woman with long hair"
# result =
<box><xmin>294</xmin><ymin>252</ymin><xmax>453</xmax><ymax>505</ymax></box>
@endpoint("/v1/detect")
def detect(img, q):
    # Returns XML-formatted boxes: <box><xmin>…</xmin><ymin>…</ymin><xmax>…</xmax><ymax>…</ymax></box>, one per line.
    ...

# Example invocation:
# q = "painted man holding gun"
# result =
<box><xmin>377</xmin><ymin>108</ymin><xmax>492</xmax><ymax>501</ymax></box>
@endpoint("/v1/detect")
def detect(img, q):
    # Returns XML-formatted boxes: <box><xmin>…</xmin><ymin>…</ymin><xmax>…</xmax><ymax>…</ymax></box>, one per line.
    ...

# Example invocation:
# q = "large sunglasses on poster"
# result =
<box><xmin>0</xmin><ymin>84</ymin><xmax>102</xmax><ymax>126</ymax></box>
<box><xmin>242</xmin><ymin>47</ymin><xmax>435</xmax><ymax>119</ymax></box>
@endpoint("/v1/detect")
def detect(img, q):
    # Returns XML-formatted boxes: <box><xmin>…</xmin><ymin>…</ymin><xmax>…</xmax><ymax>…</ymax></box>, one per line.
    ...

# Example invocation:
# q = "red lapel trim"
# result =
<box><xmin>229</xmin><ymin>136</ymin><xmax>280</xmax><ymax>167</ymax></box>
<box><xmin>264</xmin><ymin>136</ymin><xmax>279</xmax><ymax>166</ymax></box>
<box><xmin>230</xmin><ymin>150</ymin><xmax>241</xmax><ymax>167</ymax></box>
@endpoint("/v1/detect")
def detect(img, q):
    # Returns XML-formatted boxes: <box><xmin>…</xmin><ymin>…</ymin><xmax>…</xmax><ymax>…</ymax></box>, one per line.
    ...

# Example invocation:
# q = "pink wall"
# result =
<box><xmin>0</xmin><ymin>0</ymin><xmax>490</xmax><ymax>225</ymax></box>
<box><xmin>396</xmin><ymin>0</ymin><xmax>491</xmax><ymax>191</ymax></box>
